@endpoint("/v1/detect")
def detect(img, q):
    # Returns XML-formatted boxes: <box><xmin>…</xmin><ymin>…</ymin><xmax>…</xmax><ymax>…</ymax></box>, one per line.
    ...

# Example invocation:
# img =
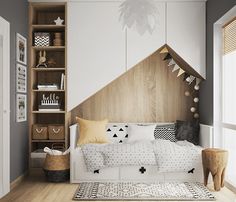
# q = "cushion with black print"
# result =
<box><xmin>106</xmin><ymin>123</ymin><xmax>129</xmax><ymax>144</ymax></box>
<box><xmin>154</xmin><ymin>124</ymin><xmax>177</xmax><ymax>142</ymax></box>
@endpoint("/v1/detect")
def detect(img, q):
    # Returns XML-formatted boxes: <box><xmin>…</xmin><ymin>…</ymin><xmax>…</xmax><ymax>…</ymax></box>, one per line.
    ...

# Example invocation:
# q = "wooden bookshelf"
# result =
<box><xmin>29</xmin><ymin>2</ymin><xmax>68</xmax><ymax>169</ymax></box>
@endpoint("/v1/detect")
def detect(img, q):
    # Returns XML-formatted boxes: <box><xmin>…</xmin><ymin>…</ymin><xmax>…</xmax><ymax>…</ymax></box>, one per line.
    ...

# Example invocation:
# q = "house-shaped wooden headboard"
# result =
<box><xmin>70</xmin><ymin>45</ymin><xmax>202</xmax><ymax>124</ymax></box>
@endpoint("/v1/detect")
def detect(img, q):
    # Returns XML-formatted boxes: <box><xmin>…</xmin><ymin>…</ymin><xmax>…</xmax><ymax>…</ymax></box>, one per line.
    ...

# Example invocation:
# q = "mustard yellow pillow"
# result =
<box><xmin>76</xmin><ymin>117</ymin><xmax>109</xmax><ymax>146</ymax></box>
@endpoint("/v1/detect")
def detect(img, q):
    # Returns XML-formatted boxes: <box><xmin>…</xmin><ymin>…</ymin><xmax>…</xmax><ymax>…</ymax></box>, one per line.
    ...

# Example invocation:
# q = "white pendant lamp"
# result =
<box><xmin>119</xmin><ymin>0</ymin><xmax>158</xmax><ymax>35</ymax></box>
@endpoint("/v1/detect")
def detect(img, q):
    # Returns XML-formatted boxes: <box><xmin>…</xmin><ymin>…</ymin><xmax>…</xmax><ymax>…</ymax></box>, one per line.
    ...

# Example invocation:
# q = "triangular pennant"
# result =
<box><xmin>186</xmin><ymin>75</ymin><xmax>196</xmax><ymax>85</ymax></box>
<box><xmin>160</xmin><ymin>47</ymin><xmax>168</xmax><ymax>54</ymax></box>
<box><xmin>163</xmin><ymin>53</ymin><xmax>172</xmax><ymax>61</ymax></box>
<box><xmin>177</xmin><ymin>68</ymin><xmax>185</xmax><ymax>77</ymax></box>
<box><xmin>183</xmin><ymin>73</ymin><xmax>190</xmax><ymax>81</ymax></box>
<box><xmin>196</xmin><ymin>78</ymin><xmax>202</xmax><ymax>86</ymax></box>
<box><xmin>172</xmin><ymin>64</ymin><xmax>180</xmax><ymax>72</ymax></box>
<box><xmin>168</xmin><ymin>59</ymin><xmax>176</xmax><ymax>66</ymax></box>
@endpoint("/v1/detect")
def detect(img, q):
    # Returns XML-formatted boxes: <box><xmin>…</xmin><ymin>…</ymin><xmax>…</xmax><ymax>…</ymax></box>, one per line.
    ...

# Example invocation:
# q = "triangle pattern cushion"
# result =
<box><xmin>106</xmin><ymin>123</ymin><xmax>128</xmax><ymax>144</ymax></box>
<box><xmin>76</xmin><ymin>117</ymin><xmax>109</xmax><ymax>146</ymax></box>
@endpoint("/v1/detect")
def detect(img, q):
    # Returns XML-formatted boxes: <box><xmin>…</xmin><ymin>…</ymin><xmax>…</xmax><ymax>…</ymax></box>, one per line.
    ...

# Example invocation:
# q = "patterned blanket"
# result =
<box><xmin>81</xmin><ymin>139</ymin><xmax>202</xmax><ymax>172</ymax></box>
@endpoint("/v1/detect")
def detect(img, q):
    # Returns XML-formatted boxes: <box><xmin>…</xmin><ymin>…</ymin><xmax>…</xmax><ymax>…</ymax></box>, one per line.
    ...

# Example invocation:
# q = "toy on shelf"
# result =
<box><xmin>36</xmin><ymin>50</ymin><xmax>47</xmax><ymax>68</ymax></box>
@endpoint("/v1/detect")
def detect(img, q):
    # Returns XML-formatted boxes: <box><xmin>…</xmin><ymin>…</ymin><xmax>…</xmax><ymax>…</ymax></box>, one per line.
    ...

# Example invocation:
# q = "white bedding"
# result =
<box><xmin>81</xmin><ymin>139</ymin><xmax>202</xmax><ymax>173</ymax></box>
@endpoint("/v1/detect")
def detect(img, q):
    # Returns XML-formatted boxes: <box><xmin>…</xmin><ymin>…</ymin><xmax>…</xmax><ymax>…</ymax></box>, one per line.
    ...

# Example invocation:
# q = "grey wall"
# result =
<box><xmin>0</xmin><ymin>0</ymin><xmax>28</xmax><ymax>182</ymax></box>
<box><xmin>199</xmin><ymin>0</ymin><xmax>236</xmax><ymax>125</ymax></box>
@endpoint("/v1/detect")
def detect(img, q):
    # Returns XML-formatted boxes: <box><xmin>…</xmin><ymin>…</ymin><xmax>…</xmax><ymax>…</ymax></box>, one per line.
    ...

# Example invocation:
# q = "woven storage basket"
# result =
<box><xmin>32</xmin><ymin>125</ymin><xmax>48</xmax><ymax>140</ymax></box>
<box><xmin>48</xmin><ymin>125</ymin><xmax>64</xmax><ymax>140</ymax></box>
<box><xmin>43</xmin><ymin>153</ymin><xmax>70</xmax><ymax>182</ymax></box>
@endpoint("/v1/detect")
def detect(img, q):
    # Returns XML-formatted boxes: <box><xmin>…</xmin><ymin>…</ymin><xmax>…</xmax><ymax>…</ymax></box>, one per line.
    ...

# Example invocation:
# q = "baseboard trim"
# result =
<box><xmin>225</xmin><ymin>181</ymin><xmax>236</xmax><ymax>194</ymax></box>
<box><xmin>10</xmin><ymin>171</ymin><xmax>28</xmax><ymax>190</ymax></box>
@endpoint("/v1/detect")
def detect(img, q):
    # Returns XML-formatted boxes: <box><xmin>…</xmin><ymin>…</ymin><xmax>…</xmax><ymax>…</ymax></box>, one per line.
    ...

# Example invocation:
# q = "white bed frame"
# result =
<box><xmin>70</xmin><ymin>123</ymin><xmax>213</xmax><ymax>183</ymax></box>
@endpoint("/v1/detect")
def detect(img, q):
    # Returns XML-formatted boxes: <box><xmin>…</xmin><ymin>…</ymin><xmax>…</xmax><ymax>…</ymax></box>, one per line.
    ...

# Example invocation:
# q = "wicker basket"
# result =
<box><xmin>43</xmin><ymin>153</ymin><xmax>70</xmax><ymax>182</ymax></box>
<box><xmin>48</xmin><ymin>125</ymin><xmax>65</xmax><ymax>140</ymax></box>
<box><xmin>32</xmin><ymin>125</ymin><xmax>48</xmax><ymax>140</ymax></box>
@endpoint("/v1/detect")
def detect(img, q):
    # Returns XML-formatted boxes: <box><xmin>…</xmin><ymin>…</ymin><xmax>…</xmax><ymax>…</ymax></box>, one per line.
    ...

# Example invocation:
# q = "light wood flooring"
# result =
<box><xmin>1</xmin><ymin>172</ymin><xmax>236</xmax><ymax>202</ymax></box>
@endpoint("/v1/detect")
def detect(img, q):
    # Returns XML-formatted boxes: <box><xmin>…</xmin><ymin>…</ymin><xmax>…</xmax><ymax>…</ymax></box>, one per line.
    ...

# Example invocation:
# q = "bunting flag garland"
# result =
<box><xmin>177</xmin><ymin>68</ymin><xmax>185</xmax><ymax>77</ymax></box>
<box><xmin>172</xmin><ymin>64</ymin><xmax>180</xmax><ymax>72</ymax></box>
<box><xmin>183</xmin><ymin>73</ymin><xmax>190</xmax><ymax>81</ymax></box>
<box><xmin>168</xmin><ymin>59</ymin><xmax>176</xmax><ymax>66</ymax></box>
<box><xmin>161</xmin><ymin>50</ymin><xmax>202</xmax><ymax>119</ymax></box>
<box><xmin>163</xmin><ymin>53</ymin><xmax>172</xmax><ymax>61</ymax></box>
<box><xmin>196</xmin><ymin>78</ymin><xmax>202</xmax><ymax>86</ymax></box>
<box><xmin>160</xmin><ymin>47</ymin><xmax>168</xmax><ymax>54</ymax></box>
<box><xmin>186</xmin><ymin>75</ymin><xmax>196</xmax><ymax>85</ymax></box>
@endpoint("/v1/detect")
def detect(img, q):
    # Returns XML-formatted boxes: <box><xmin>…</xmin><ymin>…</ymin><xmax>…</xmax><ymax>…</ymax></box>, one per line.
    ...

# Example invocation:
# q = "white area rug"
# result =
<box><xmin>73</xmin><ymin>182</ymin><xmax>215</xmax><ymax>201</ymax></box>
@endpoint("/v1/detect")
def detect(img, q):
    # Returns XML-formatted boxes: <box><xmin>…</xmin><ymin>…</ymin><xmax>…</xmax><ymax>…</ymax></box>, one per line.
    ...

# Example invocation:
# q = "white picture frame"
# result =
<box><xmin>16</xmin><ymin>64</ymin><xmax>27</xmax><ymax>93</ymax></box>
<box><xmin>16</xmin><ymin>94</ymin><xmax>27</xmax><ymax>122</ymax></box>
<box><xmin>16</xmin><ymin>33</ymin><xmax>27</xmax><ymax>65</ymax></box>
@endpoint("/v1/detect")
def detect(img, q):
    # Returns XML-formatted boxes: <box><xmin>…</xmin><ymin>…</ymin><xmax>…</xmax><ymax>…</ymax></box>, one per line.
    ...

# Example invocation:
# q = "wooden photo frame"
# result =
<box><xmin>16</xmin><ymin>94</ymin><xmax>27</xmax><ymax>122</ymax></box>
<box><xmin>16</xmin><ymin>33</ymin><xmax>27</xmax><ymax>65</ymax></box>
<box><xmin>16</xmin><ymin>64</ymin><xmax>27</xmax><ymax>93</ymax></box>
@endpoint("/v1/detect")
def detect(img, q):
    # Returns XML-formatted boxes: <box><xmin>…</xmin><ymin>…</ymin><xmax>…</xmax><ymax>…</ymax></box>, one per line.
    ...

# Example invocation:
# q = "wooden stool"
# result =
<box><xmin>202</xmin><ymin>148</ymin><xmax>228</xmax><ymax>191</ymax></box>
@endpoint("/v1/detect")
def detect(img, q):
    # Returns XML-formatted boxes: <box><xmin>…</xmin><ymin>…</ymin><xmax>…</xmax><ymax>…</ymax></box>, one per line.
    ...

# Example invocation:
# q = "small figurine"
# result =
<box><xmin>54</xmin><ymin>17</ymin><xmax>64</xmax><ymax>25</ymax></box>
<box><xmin>36</xmin><ymin>50</ymin><xmax>47</xmax><ymax>68</ymax></box>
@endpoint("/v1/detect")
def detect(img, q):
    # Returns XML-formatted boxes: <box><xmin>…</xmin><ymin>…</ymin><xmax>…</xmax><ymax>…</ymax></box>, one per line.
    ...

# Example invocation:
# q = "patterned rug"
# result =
<box><xmin>73</xmin><ymin>182</ymin><xmax>216</xmax><ymax>201</ymax></box>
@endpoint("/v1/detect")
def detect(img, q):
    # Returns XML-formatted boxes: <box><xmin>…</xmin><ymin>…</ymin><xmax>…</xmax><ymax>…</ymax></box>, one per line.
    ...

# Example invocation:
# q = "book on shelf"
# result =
<box><xmin>38</xmin><ymin>109</ymin><xmax>62</xmax><ymax>112</ymax></box>
<box><xmin>60</xmin><ymin>73</ymin><xmax>65</xmax><ymax>90</ymax></box>
<box><xmin>37</xmin><ymin>83</ymin><xmax>59</xmax><ymax>90</ymax></box>
<box><xmin>38</xmin><ymin>104</ymin><xmax>62</xmax><ymax>111</ymax></box>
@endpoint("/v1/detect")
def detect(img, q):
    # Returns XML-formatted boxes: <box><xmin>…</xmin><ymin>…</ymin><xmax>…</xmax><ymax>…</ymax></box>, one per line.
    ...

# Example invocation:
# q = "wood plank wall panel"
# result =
<box><xmin>70</xmin><ymin>50</ymin><xmax>193</xmax><ymax>124</ymax></box>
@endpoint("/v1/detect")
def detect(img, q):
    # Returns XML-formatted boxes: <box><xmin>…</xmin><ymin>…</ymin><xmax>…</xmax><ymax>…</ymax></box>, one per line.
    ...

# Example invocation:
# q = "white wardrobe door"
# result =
<box><xmin>127</xmin><ymin>2</ymin><xmax>166</xmax><ymax>70</ymax></box>
<box><xmin>67</xmin><ymin>2</ymin><xmax>126</xmax><ymax>110</ymax></box>
<box><xmin>0</xmin><ymin>17</ymin><xmax>10</xmax><ymax>199</ymax></box>
<box><xmin>167</xmin><ymin>2</ymin><xmax>206</xmax><ymax>78</ymax></box>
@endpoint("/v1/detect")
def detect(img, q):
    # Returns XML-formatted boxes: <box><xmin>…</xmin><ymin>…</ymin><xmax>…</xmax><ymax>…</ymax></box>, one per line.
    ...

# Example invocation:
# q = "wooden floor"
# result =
<box><xmin>1</xmin><ymin>173</ymin><xmax>236</xmax><ymax>202</ymax></box>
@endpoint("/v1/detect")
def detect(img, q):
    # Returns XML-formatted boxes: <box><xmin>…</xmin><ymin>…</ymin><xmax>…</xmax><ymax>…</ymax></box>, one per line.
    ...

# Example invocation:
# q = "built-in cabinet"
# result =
<box><xmin>67</xmin><ymin>2</ymin><xmax>126</xmax><ymax>109</ymax></box>
<box><xmin>67</xmin><ymin>0</ymin><xmax>206</xmax><ymax>110</ymax></box>
<box><xmin>28</xmin><ymin>3</ymin><xmax>68</xmax><ymax>168</ymax></box>
<box><xmin>166</xmin><ymin>2</ymin><xmax>206</xmax><ymax>78</ymax></box>
<box><xmin>127</xmin><ymin>2</ymin><xmax>166</xmax><ymax>70</ymax></box>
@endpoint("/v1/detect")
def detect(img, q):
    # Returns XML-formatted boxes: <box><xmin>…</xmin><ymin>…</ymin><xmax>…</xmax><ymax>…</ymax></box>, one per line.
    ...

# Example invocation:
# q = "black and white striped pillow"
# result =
<box><xmin>154</xmin><ymin>124</ymin><xmax>177</xmax><ymax>142</ymax></box>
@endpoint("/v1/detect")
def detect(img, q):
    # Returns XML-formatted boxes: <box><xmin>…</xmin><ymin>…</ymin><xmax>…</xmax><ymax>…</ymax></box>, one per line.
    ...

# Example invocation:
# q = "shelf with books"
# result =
<box><xmin>32</xmin><ymin>67</ymin><xmax>65</xmax><ymax>71</ymax></box>
<box><xmin>29</xmin><ymin>2</ymin><xmax>68</xmax><ymax>169</ymax></box>
<box><xmin>32</xmin><ymin>24</ymin><xmax>65</xmax><ymax>31</ymax></box>
<box><xmin>32</xmin><ymin>139</ymin><xmax>65</xmax><ymax>143</ymax></box>
<box><xmin>32</xmin><ymin>46</ymin><xmax>65</xmax><ymax>51</ymax></box>
<box><xmin>32</xmin><ymin>89</ymin><xmax>65</xmax><ymax>92</ymax></box>
<box><xmin>32</xmin><ymin>111</ymin><xmax>66</xmax><ymax>114</ymax></box>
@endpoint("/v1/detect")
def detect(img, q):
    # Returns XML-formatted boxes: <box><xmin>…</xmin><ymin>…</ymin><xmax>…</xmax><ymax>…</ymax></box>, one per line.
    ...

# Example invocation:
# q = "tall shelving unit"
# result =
<box><xmin>28</xmin><ymin>2</ymin><xmax>68</xmax><ymax>168</ymax></box>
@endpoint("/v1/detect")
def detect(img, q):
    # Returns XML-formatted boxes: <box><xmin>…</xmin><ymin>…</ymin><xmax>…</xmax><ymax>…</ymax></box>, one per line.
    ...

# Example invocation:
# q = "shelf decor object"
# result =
<box><xmin>34</xmin><ymin>32</ymin><xmax>50</xmax><ymax>47</ymax></box>
<box><xmin>54</xmin><ymin>17</ymin><xmax>64</xmax><ymax>25</ymax></box>
<box><xmin>36</xmin><ymin>50</ymin><xmax>47</xmax><ymax>68</ymax></box>
<box><xmin>29</xmin><ymin>2</ymin><xmax>67</xmax><ymax>169</ymax></box>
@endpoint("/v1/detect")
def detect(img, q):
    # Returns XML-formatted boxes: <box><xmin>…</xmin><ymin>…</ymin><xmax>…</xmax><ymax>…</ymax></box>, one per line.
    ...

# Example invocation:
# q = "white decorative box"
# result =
<box><xmin>34</xmin><ymin>32</ymin><xmax>50</xmax><ymax>47</ymax></box>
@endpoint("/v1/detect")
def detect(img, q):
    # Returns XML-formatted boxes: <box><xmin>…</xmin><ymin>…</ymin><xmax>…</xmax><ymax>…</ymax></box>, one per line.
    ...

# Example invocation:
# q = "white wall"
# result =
<box><xmin>67</xmin><ymin>0</ymin><xmax>206</xmax><ymax>110</ymax></box>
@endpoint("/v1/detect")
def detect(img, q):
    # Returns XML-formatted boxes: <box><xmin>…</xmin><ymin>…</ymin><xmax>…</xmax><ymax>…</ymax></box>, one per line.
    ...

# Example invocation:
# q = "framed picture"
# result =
<box><xmin>16</xmin><ymin>64</ymin><xmax>27</xmax><ymax>93</ymax></box>
<box><xmin>16</xmin><ymin>33</ymin><xmax>27</xmax><ymax>65</ymax></box>
<box><xmin>16</xmin><ymin>94</ymin><xmax>27</xmax><ymax>122</ymax></box>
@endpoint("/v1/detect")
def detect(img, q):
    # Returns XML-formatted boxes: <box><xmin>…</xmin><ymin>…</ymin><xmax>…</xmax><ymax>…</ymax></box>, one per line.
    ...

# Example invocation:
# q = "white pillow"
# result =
<box><xmin>127</xmin><ymin>124</ymin><xmax>156</xmax><ymax>143</ymax></box>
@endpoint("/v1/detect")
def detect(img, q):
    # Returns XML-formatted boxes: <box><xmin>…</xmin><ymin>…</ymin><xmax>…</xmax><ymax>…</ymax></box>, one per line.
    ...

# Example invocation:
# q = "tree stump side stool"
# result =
<box><xmin>202</xmin><ymin>148</ymin><xmax>228</xmax><ymax>191</ymax></box>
